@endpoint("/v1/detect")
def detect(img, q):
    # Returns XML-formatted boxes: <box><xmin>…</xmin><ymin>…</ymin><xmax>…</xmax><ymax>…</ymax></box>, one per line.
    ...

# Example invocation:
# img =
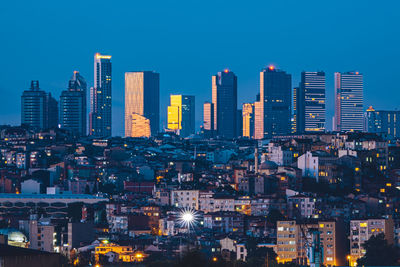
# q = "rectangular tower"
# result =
<box><xmin>242</xmin><ymin>103</ymin><xmax>254</xmax><ymax>138</ymax></box>
<box><xmin>90</xmin><ymin>53</ymin><xmax>112</xmax><ymax>137</ymax></box>
<box><xmin>125</xmin><ymin>71</ymin><xmax>160</xmax><ymax>137</ymax></box>
<box><xmin>60</xmin><ymin>71</ymin><xmax>87</xmax><ymax>136</ymax></box>
<box><xmin>334</xmin><ymin>72</ymin><xmax>364</xmax><ymax>132</ymax></box>
<box><xmin>167</xmin><ymin>95</ymin><xmax>195</xmax><ymax>137</ymax></box>
<box><xmin>297</xmin><ymin>71</ymin><xmax>326</xmax><ymax>133</ymax></box>
<box><xmin>259</xmin><ymin>66</ymin><xmax>292</xmax><ymax>139</ymax></box>
<box><xmin>212</xmin><ymin>69</ymin><xmax>237</xmax><ymax>139</ymax></box>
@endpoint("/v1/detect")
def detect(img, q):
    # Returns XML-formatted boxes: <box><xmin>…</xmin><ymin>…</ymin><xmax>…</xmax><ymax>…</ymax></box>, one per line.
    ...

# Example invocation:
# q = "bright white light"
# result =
<box><xmin>177</xmin><ymin>208</ymin><xmax>198</xmax><ymax>232</ymax></box>
<box><xmin>182</xmin><ymin>212</ymin><xmax>194</xmax><ymax>222</ymax></box>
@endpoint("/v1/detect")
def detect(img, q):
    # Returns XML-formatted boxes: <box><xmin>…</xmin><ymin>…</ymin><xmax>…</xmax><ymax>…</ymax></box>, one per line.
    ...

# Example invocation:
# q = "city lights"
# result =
<box><xmin>177</xmin><ymin>208</ymin><xmax>199</xmax><ymax>231</ymax></box>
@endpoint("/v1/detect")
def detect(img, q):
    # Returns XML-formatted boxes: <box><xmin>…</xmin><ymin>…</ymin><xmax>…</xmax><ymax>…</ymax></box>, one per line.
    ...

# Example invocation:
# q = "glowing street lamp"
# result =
<box><xmin>177</xmin><ymin>208</ymin><xmax>198</xmax><ymax>232</ymax></box>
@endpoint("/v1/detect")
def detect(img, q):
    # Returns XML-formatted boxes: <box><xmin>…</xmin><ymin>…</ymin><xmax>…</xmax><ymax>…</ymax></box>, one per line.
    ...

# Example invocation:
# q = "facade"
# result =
<box><xmin>167</xmin><ymin>95</ymin><xmax>195</xmax><ymax>137</ymax></box>
<box><xmin>60</xmin><ymin>71</ymin><xmax>87</xmax><ymax>136</ymax></box>
<box><xmin>203</xmin><ymin>102</ymin><xmax>214</xmax><ymax>136</ymax></box>
<box><xmin>125</xmin><ymin>71</ymin><xmax>160</xmax><ymax>137</ymax></box>
<box><xmin>296</xmin><ymin>72</ymin><xmax>326</xmax><ymax>133</ymax></box>
<box><xmin>21</xmin><ymin>81</ymin><xmax>58</xmax><ymax>130</ymax></box>
<box><xmin>364</xmin><ymin>106</ymin><xmax>400</xmax><ymax>138</ymax></box>
<box><xmin>334</xmin><ymin>72</ymin><xmax>364</xmax><ymax>132</ymax></box>
<box><xmin>242</xmin><ymin>103</ymin><xmax>254</xmax><ymax>138</ymax></box>
<box><xmin>170</xmin><ymin>190</ymin><xmax>199</xmax><ymax>209</ymax></box>
<box><xmin>257</xmin><ymin>66</ymin><xmax>292</xmax><ymax>139</ymax></box>
<box><xmin>277</xmin><ymin>220</ymin><xmax>346</xmax><ymax>266</ymax></box>
<box><xmin>90</xmin><ymin>53</ymin><xmax>112</xmax><ymax>137</ymax></box>
<box><xmin>349</xmin><ymin>217</ymin><xmax>394</xmax><ymax>266</ymax></box>
<box><xmin>212</xmin><ymin>70</ymin><xmax>237</xmax><ymax>138</ymax></box>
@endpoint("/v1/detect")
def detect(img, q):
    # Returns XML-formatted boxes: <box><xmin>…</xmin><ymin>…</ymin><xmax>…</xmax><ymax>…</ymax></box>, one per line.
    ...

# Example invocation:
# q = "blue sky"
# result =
<box><xmin>1</xmin><ymin>0</ymin><xmax>399</xmax><ymax>136</ymax></box>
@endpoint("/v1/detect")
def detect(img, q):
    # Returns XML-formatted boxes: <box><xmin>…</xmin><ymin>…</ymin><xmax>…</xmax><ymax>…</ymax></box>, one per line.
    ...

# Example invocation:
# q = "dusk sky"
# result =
<box><xmin>1</xmin><ymin>0</ymin><xmax>399</xmax><ymax>136</ymax></box>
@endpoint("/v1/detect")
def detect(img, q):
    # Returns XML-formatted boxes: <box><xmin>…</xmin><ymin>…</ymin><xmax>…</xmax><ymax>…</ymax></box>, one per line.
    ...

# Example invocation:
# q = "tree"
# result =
<box><xmin>84</xmin><ymin>184</ymin><xmax>90</xmax><ymax>194</ymax></box>
<box><xmin>246</xmin><ymin>238</ymin><xmax>278</xmax><ymax>267</ymax></box>
<box><xmin>357</xmin><ymin>233</ymin><xmax>399</xmax><ymax>266</ymax></box>
<box><xmin>266</xmin><ymin>209</ymin><xmax>285</xmax><ymax>226</ymax></box>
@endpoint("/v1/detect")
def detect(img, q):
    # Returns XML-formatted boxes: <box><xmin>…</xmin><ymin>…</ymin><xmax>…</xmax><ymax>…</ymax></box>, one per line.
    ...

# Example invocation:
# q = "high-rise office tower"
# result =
<box><xmin>89</xmin><ymin>53</ymin><xmax>112</xmax><ymax>137</ymax></box>
<box><xmin>237</xmin><ymin>109</ymin><xmax>243</xmax><ymax>137</ymax></box>
<box><xmin>292</xmin><ymin>87</ymin><xmax>298</xmax><ymax>133</ymax></box>
<box><xmin>296</xmin><ymin>71</ymin><xmax>326</xmax><ymax>133</ymax></box>
<box><xmin>242</xmin><ymin>103</ymin><xmax>254</xmax><ymax>138</ymax></box>
<box><xmin>203</xmin><ymin>102</ymin><xmax>214</xmax><ymax>136</ymax></box>
<box><xmin>364</xmin><ymin>106</ymin><xmax>400</xmax><ymax>138</ymax></box>
<box><xmin>334</xmin><ymin>72</ymin><xmax>364</xmax><ymax>132</ymax></box>
<box><xmin>21</xmin><ymin>81</ymin><xmax>58</xmax><ymax>130</ymax></box>
<box><xmin>60</xmin><ymin>71</ymin><xmax>87</xmax><ymax>136</ymax></box>
<box><xmin>125</xmin><ymin>71</ymin><xmax>160</xmax><ymax>137</ymax></box>
<box><xmin>167</xmin><ymin>95</ymin><xmax>195</xmax><ymax>137</ymax></box>
<box><xmin>46</xmin><ymin>93</ymin><xmax>58</xmax><ymax>129</ymax></box>
<box><xmin>212</xmin><ymin>69</ymin><xmax>237</xmax><ymax>139</ymax></box>
<box><xmin>256</xmin><ymin>66</ymin><xmax>291</xmax><ymax>139</ymax></box>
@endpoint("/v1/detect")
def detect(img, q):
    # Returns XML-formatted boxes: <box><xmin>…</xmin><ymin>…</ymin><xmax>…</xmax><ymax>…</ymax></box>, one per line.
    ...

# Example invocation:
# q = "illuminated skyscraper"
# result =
<box><xmin>89</xmin><ymin>53</ymin><xmax>112</xmax><ymax>137</ymax></box>
<box><xmin>256</xmin><ymin>66</ymin><xmax>291</xmax><ymax>139</ymax></box>
<box><xmin>242</xmin><ymin>103</ymin><xmax>254</xmax><ymax>138</ymax></box>
<box><xmin>292</xmin><ymin>87</ymin><xmax>298</xmax><ymax>133</ymax></box>
<box><xmin>60</xmin><ymin>71</ymin><xmax>87</xmax><ymax>136</ymax></box>
<box><xmin>21</xmin><ymin>81</ymin><xmax>58</xmax><ymax>130</ymax></box>
<box><xmin>203</xmin><ymin>101</ymin><xmax>214</xmax><ymax>133</ymax></box>
<box><xmin>167</xmin><ymin>95</ymin><xmax>195</xmax><ymax>137</ymax></box>
<box><xmin>125</xmin><ymin>71</ymin><xmax>159</xmax><ymax>137</ymax></box>
<box><xmin>296</xmin><ymin>71</ymin><xmax>326</xmax><ymax>133</ymax></box>
<box><xmin>212</xmin><ymin>69</ymin><xmax>237</xmax><ymax>138</ymax></box>
<box><xmin>334</xmin><ymin>72</ymin><xmax>364</xmax><ymax>132</ymax></box>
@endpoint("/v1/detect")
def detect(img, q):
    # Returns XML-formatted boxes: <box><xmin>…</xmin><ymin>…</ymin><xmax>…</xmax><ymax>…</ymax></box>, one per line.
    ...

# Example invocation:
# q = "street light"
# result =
<box><xmin>178</xmin><ymin>208</ymin><xmax>198</xmax><ymax>232</ymax></box>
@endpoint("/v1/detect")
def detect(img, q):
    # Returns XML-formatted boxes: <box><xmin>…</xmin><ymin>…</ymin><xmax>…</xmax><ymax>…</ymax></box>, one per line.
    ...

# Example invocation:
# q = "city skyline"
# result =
<box><xmin>1</xmin><ymin>1</ymin><xmax>399</xmax><ymax>136</ymax></box>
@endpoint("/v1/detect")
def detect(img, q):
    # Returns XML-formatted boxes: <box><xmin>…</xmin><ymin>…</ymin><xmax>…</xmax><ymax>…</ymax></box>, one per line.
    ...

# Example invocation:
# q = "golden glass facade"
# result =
<box><xmin>242</xmin><ymin>103</ymin><xmax>254</xmax><ymax>138</ymax></box>
<box><xmin>130</xmin><ymin>114</ymin><xmax>151</xmax><ymax>138</ymax></box>
<box><xmin>167</xmin><ymin>95</ymin><xmax>182</xmax><ymax>131</ymax></box>
<box><xmin>125</xmin><ymin>71</ymin><xmax>159</xmax><ymax>137</ymax></box>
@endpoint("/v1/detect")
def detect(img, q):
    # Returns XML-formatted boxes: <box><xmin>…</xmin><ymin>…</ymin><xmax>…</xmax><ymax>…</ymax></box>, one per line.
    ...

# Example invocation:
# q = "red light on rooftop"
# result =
<box><xmin>355</xmin><ymin>72</ymin><xmax>359</xmax><ymax>75</ymax></box>
<box><xmin>224</xmin><ymin>69</ymin><xmax>229</xmax><ymax>73</ymax></box>
<box><xmin>269</xmin><ymin>65</ymin><xmax>275</xmax><ymax>70</ymax></box>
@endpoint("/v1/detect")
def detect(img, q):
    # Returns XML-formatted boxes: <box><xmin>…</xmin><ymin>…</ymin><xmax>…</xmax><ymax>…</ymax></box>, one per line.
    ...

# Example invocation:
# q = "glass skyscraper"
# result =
<box><xmin>212</xmin><ymin>69</ymin><xmax>237</xmax><ymax>139</ymax></box>
<box><xmin>60</xmin><ymin>71</ymin><xmax>87</xmax><ymax>136</ymax></box>
<box><xmin>256</xmin><ymin>66</ymin><xmax>291</xmax><ymax>139</ymax></box>
<box><xmin>242</xmin><ymin>103</ymin><xmax>254</xmax><ymax>138</ymax></box>
<box><xmin>296</xmin><ymin>71</ymin><xmax>326</xmax><ymax>133</ymax></box>
<box><xmin>334</xmin><ymin>72</ymin><xmax>364</xmax><ymax>132</ymax></box>
<box><xmin>125</xmin><ymin>71</ymin><xmax>160</xmax><ymax>137</ymax></box>
<box><xmin>89</xmin><ymin>53</ymin><xmax>112</xmax><ymax>137</ymax></box>
<box><xmin>21</xmin><ymin>81</ymin><xmax>58</xmax><ymax>130</ymax></box>
<box><xmin>167</xmin><ymin>95</ymin><xmax>195</xmax><ymax>137</ymax></box>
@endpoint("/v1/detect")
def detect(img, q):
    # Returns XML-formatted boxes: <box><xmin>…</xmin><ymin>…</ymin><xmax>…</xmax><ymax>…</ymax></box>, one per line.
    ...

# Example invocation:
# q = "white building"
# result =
<box><xmin>287</xmin><ymin>194</ymin><xmax>316</xmax><ymax>218</ymax></box>
<box><xmin>198</xmin><ymin>192</ymin><xmax>234</xmax><ymax>213</ymax></box>
<box><xmin>171</xmin><ymin>190</ymin><xmax>199</xmax><ymax>209</ymax></box>
<box><xmin>268</xmin><ymin>142</ymin><xmax>293</xmax><ymax>166</ymax></box>
<box><xmin>297</xmin><ymin>151</ymin><xmax>319</xmax><ymax>180</ymax></box>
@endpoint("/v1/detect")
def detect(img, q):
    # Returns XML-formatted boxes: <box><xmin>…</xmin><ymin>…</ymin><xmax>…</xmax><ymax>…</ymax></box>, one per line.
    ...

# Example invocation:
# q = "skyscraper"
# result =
<box><xmin>334</xmin><ymin>71</ymin><xmax>364</xmax><ymax>132</ymax></box>
<box><xmin>89</xmin><ymin>53</ymin><xmax>112</xmax><ymax>137</ymax></box>
<box><xmin>167</xmin><ymin>95</ymin><xmax>195</xmax><ymax>137</ymax></box>
<box><xmin>21</xmin><ymin>81</ymin><xmax>58</xmax><ymax>130</ymax></box>
<box><xmin>242</xmin><ymin>103</ymin><xmax>254</xmax><ymax>138</ymax></box>
<box><xmin>296</xmin><ymin>71</ymin><xmax>326</xmax><ymax>133</ymax></box>
<box><xmin>60</xmin><ymin>71</ymin><xmax>87</xmax><ymax>136</ymax></box>
<box><xmin>364</xmin><ymin>106</ymin><xmax>400</xmax><ymax>138</ymax></box>
<box><xmin>256</xmin><ymin>66</ymin><xmax>291</xmax><ymax>139</ymax></box>
<box><xmin>203</xmin><ymin>102</ymin><xmax>214</xmax><ymax>137</ymax></box>
<box><xmin>125</xmin><ymin>71</ymin><xmax>160</xmax><ymax>137</ymax></box>
<box><xmin>212</xmin><ymin>69</ymin><xmax>237</xmax><ymax>139</ymax></box>
<box><xmin>292</xmin><ymin>87</ymin><xmax>298</xmax><ymax>133</ymax></box>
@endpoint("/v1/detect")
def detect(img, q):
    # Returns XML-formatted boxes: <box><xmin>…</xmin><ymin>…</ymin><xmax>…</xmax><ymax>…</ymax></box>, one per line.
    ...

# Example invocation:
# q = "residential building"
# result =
<box><xmin>171</xmin><ymin>190</ymin><xmax>199</xmax><ymax>209</ymax></box>
<box><xmin>364</xmin><ymin>106</ymin><xmax>400</xmax><ymax>138</ymax></box>
<box><xmin>349</xmin><ymin>217</ymin><xmax>394</xmax><ymax>266</ymax></box>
